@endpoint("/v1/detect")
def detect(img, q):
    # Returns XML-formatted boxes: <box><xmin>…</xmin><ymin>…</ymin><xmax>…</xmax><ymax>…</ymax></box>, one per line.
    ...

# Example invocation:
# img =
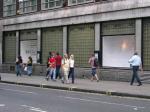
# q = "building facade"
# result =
<box><xmin>0</xmin><ymin>0</ymin><xmax>150</xmax><ymax>81</ymax></box>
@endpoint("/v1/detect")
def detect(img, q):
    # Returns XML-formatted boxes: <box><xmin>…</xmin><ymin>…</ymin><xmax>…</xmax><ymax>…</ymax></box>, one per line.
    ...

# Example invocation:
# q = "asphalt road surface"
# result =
<box><xmin>0</xmin><ymin>83</ymin><xmax>150</xmax><ymax>112</ymax></box>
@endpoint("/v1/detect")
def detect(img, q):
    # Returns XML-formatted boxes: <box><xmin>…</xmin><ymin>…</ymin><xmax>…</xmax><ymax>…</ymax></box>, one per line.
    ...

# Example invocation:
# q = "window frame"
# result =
<box><xmin>41</xmin><ymin>0</ymin><xmax>63</xmax><ymax>10</ymax></box>
<box><xmin>3</xmin><ymin>0</ymin><xmax>16</xmax><ymax>17</ymax></box>
<box><xmin>68</xmin><ymin>0</ymin><xmax>94</xmax><ymax>6</ymax></box>
<box><xmin>18</xmin><ymin>0</ymin><xmax>37</xmax><ymax>14</ymax></box>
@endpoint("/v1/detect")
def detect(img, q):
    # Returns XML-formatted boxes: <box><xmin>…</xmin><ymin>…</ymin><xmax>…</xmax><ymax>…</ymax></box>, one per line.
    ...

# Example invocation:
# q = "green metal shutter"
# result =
<box><xmin>143</xmin><ymin>19</ymin><xmax>150</xmax><ymax>70</ymax></box>
<box><xmin>102</xmin><ymin>20</ymin><xmax>135</xmax><ymax>36</ymax></box>
<box><xmin>4</xmin><ymin>32</ymin><xmax>16</xmax><ymax>63</ymax></box>
<box><xmin>42</xmin><ymin>27</ymin><xmax>63</xmax><ymax>64</ymax></box>
<box><xmin>68</xmin><ymin>24</ymin><xmax>95</xmax><ymax>67</ymax></box>
<box><xmin>20</xmin><ymin>30</ymin><xmax>37</xmax><ymax>41</ymax></box>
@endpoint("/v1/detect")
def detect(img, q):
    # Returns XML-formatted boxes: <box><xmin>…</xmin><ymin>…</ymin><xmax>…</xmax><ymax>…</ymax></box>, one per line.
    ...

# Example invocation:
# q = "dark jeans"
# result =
<box><xmin>56</xmin><ymin>65</ymin><xmax>61</xmax><ymax>79</ymax></box>
<box><xmin>130</xmin><ymin>66</ymin><xmax>142</xmax><ymax>85</ymax></box>
<box><xmin>68</xmin><ymin>68</ymin><xmax>74</xmax><ymax>83</ymax></box>
<box><xmin>16</xmin><ymin>64</ymin><xmax>22</xmax><ymax>76</ymax></box>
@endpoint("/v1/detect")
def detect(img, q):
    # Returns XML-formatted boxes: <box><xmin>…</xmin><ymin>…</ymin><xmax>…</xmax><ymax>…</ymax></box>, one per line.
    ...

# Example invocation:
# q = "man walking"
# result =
<box><xmin>88</xmin><ymin>54</ymin><xmax>99</xmax><ymax>82</ymax></box>
<box><xmin>55</xmin><ymin>52</ymin><xmax>62</xmax><ymax>79</ymax></box>
<box><xmin>128</xmin><ymin>52</ymin><xmax>142</xmax><ymax>86</ymax></box>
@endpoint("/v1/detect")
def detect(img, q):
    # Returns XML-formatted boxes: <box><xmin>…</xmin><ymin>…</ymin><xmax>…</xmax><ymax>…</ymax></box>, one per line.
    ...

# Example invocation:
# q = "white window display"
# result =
<box><xmin>102</xmin><ymin>35</ymin><xmax>135</xmax><ymax>67</ymax></box>
<box><xmin>20</xmin><ymin>40</ymin><xmax>37</xmax><ymax>63</ymax></box>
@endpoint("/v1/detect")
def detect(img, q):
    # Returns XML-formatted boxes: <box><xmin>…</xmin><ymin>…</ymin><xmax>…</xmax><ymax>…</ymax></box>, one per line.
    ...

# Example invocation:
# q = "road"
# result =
<box><xmin>0</xmin><ymin>83</ymin><xmax>150</xmax><ymax>112</ymax></box>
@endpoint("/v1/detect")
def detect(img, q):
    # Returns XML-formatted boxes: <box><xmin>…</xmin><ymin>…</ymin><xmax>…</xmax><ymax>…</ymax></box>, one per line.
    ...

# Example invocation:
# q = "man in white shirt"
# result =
<box><xmin>128</xmin><ymin>52</ymin><xmax>142</xmax><ymax>86</ymax></box>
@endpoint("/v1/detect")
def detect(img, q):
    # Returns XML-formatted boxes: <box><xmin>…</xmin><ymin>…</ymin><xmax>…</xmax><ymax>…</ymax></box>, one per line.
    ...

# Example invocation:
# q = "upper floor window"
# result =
<box><xmin>3</xmin><ymin>0</ymin><xmax>16</xmax><ymax>17</ymax></box>
<box><xmin>68</xmin><ymin>0</ymin><xmax>93</xmax><ymax>6</ymax></box>
<box><xmin>41</xmin><ymin>0</ymin><xmax>63</xmax><ymax>10</ymax></box>
<box><xmin>18</xmin><ymin>0</ymin><xmax>37</xmax><ymax>14</ymax></box>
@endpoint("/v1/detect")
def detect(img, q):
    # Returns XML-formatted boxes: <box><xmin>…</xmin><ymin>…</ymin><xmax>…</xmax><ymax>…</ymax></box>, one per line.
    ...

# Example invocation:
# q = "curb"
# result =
<box><xmin>1</xmin><ymin>80</ymin><xmax>150</xmax><ymax>99</ymax></box>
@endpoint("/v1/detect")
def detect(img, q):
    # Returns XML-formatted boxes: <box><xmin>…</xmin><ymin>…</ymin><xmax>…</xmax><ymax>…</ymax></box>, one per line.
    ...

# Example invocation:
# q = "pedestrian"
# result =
<box><xmin>128</xmin><ymin>52</ymin><xmax>142</xmax><ymax>86</ymax></box>
<box><xmin>46</xmin><ymin>52</ymin><xmax>52</xmax><ymax>78</ymax></box>
<box><xmin>27</xmin><ymin>56</ymin><xmax>33</xmax><ymax>76</ymax></box>
<box><xmin>55</xmin><ymin>52</ymin><xmax>62</xmax><ymax>79</ymax></box>
<box><xmin>16</xmin><ymin>56</ymin><xmax>23</xmax><ymax>76</ymax></box>
<box><xmin>68</xmin><ymin>54</ymin><xmax>75</xmax><ymax>84</ymax></box>
<box><xmin>88</xmin><ymin>54</ymin><xmax>99</xmax><ymax>82</ymax></box>
<box><xmin>61</xmin><ymin>54</ymin><xmax>70</xmax><ymax>84</ymax></box>
<box><xmin>46</xmin><ymin>52</ymin><xmax>56</xmax><ymax>81</ymax></box>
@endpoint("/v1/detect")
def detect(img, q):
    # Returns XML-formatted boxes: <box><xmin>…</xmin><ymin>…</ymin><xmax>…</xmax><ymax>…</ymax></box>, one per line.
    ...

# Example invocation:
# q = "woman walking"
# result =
<box><xmin>16</xmin><ymin>56</ymin><xmax>23</xmax><ymax>76</ymax></box>
<box><xmin>27</xmin><ymin>56</ymin><xmax>33</xmax><ymax>76</ymax></box>
<box><xmin>68</xmin><ymin>54</ymin><xmax>75</xmax><ymax>84</ymax></box>
<box><xmin>61</xmin><ymin>54</ymin><xmax>70</xmax><ymax>84</ymax></box>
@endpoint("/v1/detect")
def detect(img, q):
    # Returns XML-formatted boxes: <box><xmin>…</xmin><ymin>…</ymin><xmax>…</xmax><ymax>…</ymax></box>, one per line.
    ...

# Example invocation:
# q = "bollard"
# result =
<box><xmin>0</xmin><ymin>75</ymin><xmax>1</xmax><ymax>81</ymax></box>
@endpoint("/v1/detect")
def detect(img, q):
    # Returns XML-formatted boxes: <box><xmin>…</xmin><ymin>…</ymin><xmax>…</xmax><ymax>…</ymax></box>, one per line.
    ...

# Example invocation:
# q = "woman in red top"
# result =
<box><xmin>46</xmin><ymin>52</ymin><xmax>56</xmax><ymax>81</ymax></box>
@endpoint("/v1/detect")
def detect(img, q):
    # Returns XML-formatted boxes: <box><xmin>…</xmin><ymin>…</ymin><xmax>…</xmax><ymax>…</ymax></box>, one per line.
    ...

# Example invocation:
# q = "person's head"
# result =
<box><xmin>28</xmin><ymin>56</ymin><xmax>32</xmax><ymax>61</ymax></box>
<box><xmin>51</xmin><ymin>52</ymin><xmax>55</xmax><ymax>57</ymax></box>
<box><xmin>91</xmin><ymin>54</ymin><xmax>94</xmax><ymax>57</ymax></box>
<box><xmin>70</xmin><ymin>54</ymin><xmax>74</xmax><ymax>60</ymax></box>
<box><xmin>56</xmin><ymin>52</ymin><xmax>59</xmax><ymax>56</ymax></box>
<box><xmin>134</xmin><ymin>52</ymin><xmax>138</xmax><ymax>55</ymax></box>
<box><xmin>18</xmin><ymin>56</ymin><xmax>22</xmax><ymax>59</ymax></box>
<box><xmin>49</xmin><ymin>52</ymin><xmax>52</xmax><ymax>55</ymax></box>
<box><xmin>64</xmin><ymin>54</ymin><xmax>68</xmax><ymax>59</ymax></box>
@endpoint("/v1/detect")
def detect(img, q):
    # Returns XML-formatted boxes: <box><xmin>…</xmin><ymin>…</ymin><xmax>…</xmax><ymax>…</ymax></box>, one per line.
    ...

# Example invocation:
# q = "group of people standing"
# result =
<box><xmin>16</xmin><ymin>56</ymin><xmax>33</xmax><ymax>76</ymax></box>
<box><xmin>45</xmin><ymin>52</ymin><xmax>75</xmax><ymax>84</ymax></box>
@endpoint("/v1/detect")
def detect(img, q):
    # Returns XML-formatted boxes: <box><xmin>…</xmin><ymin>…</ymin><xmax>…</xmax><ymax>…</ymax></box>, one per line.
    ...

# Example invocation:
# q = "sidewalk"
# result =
<box><xmin>0</xmin><ymin>73</ymin><xmax>150</xmax><ymax>99</ymax></box>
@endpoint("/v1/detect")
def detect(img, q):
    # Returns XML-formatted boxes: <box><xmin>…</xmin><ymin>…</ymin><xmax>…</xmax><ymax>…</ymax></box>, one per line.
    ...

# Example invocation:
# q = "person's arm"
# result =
<box><xmin>88</xmin><ymin>58</ymin><xmax>91</xmax><ymax>64</ymax></box>
<box><xmin>128</xmin><ymin>56</ymin><xmax>134</xmax><ymax>63</ymax></box>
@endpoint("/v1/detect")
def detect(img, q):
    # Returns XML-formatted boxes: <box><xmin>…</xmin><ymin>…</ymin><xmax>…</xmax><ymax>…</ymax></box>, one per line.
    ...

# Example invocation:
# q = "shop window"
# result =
<box><xmin>102</xmin><ymin>35</ymin><xmax>135</xmax><ymax>67</ymax></box>
<box><xmin>3</xmin><ymin>32</ymin><xmax>16</xmax><ymax>63</ymax></box>
<box><xmin>3</xmin><ymin>0</ymin><xmax>16</xmax><ymax>17</ymax></box>
<box><xmin>143</xmin><ymin>19</ymin><xmax>150</xmax><ymax>70</ymax></box>
<box><xmin>42</xmin><ymin>27</ymin><xmax>63</xmax><ymax>64</ymax></box>
<box><xmin>68</xmin><ymin>24</ymin><xmax>94</xmax><ymax>67</ymax></box>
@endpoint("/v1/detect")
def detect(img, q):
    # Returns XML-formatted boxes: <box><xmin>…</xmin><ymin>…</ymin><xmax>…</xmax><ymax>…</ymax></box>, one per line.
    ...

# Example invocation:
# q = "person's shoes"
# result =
<box><xmin>137</xmin><ymin>83</ymin><xmax>142</xmax><ymax>86</ymax></box>
<box><xmin>52</xmin><ymin>79</ymin><xmax>56</xmax><ymax>81</ymax></box>
<box><xmin>61</xmin><ymin>80</ymin><xmax>64</xmax><ymax>84</ymax></box>
<box><xmin>130</xmin><ymin>83</ymin><xmax>133</xmax><ymax>86</ymax></box>
<box><xmin>45</xmin><ymin>77</ymin><xmax>49</xmax><ymax>81</ymax></box>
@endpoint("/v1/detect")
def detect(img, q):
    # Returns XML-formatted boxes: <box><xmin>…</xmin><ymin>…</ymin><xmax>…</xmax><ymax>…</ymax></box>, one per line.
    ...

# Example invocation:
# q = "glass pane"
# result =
<box><xmin>56</xmin><ymin>0</ymin><xmax>62</xmax><ymax>6</ymax></box>
<box><xmin>4</xmin><ymin>32</ymin><xmax>16</xmax><ymax>63</ymax></box>
<box><xmin>72</xmin><ymin>0</ymin><xmax>76</xmax><ymax>4</ymax></box>
<box><xmin>143</xmin><ymin>19</ymin><xmax>150</xmax><ymax>70</ymax></box>
<box><xmin>102</xmin><ymin>20</ymin><xmax>135</xmax><ymax>36</ymax></box>
<box><xmin>77</xmin><ymin>0</ymin><xmax>84</xmax><ymax>3</ymax></box>
<box><xmin>45</xmin><ymin>3</ymin><xmax>48</xmax><ymax>8</ymax></box>
<box><xmin>68</xmin><ymin>24</ymin><xmax>94</xmax><ymax>67</ymax></box>
<box><xmin>103</xmin><ymin>36</ymin><xmax>135</xmax><ymax>67</ymax></box>
<box><xmin>42</xmin><ymin>27</ymin><xmax>63</xmax><ymax>64</ymax></box>
<box><xmin>49</xmin><ymin>2</ymin><xmax>54</xmax><ymax>8</ymax></box>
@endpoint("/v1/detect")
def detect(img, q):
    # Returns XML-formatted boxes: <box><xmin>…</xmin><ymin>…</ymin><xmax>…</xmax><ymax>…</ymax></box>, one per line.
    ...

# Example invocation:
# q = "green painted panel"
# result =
<box><xmin>143</xmin><ymin>19</ymin><xmax>150</xmax><ymax>70</ymax></box>
<box><xmin>4</xmin><ymin>32</ymin><xmax>16</xmax><ymax>63</ymax></box>
<box><xmin>102</xmin><ymin>20</ymin><xmax>135</xmax><ymax>36</ymax></box>
<box><xmin>68</xmin><ymin>24</ymin><xmax>95</xmax><ymax>67</ymax></box>
<box><xmin>42</xmin><ymin>27</ymin><xmax>63</xmax><ymax>64</ymax></box>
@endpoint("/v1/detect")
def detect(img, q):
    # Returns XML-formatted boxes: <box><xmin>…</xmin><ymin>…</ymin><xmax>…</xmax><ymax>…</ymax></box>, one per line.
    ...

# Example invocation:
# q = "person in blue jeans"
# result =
<box><xmin>129</xmin><ymin>52</ymin><xmax>142</xmax><ymax>86</ymax></box>
<box><xmin>27</xmin><ymin>56</ymin><xmax>33</xmax><ymax>76</ymax></box>
<box><xmin>16</xmin><ymin>56</ymin><xmax>23</xmax><ymax>76</ymax></box>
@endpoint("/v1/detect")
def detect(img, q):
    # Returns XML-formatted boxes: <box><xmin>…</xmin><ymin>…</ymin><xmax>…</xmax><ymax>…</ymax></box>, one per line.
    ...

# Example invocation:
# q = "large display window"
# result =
<box><xmin>102</xmin><ymin>35</ymin><xmax>135</xmax><ymax>67</ymax></box>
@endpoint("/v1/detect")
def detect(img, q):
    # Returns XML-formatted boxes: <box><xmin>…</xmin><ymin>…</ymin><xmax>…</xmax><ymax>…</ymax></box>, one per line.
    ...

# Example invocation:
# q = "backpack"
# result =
<box><xmin>94</xmin><ymin>58</ymin><xmax>99</xmax><ymax>67</ymax></box>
